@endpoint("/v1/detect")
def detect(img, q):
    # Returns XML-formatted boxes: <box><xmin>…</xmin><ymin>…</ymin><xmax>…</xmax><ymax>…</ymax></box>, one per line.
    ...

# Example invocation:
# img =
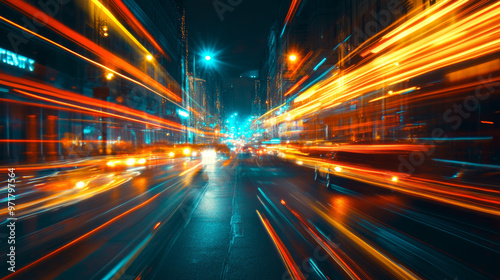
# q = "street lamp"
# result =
<box><xmin>97</xmin><ymin>19</ymin><xmax>108</xmax><ymax>37</ymax></box>
<box><xmin>191</xmin><ymin>51</ymin><xmax>216</xmax><ymax>144</ymax></box>
<box><xmin>289</xmin><ymin>54</ymin><xmax>297</xmax><ymax>62</ymax></box>
<box><xmin>146</xmin><ymin>54</ymin><xmax>153</xmax><ymax>61</ymax></box>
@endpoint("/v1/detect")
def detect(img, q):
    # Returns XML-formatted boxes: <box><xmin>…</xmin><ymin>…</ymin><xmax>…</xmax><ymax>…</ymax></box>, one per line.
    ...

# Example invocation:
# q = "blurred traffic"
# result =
<box><xmin>1</xmin><ymin>0</ymin><xmax>499</xmax><ymax>279</ymax></box>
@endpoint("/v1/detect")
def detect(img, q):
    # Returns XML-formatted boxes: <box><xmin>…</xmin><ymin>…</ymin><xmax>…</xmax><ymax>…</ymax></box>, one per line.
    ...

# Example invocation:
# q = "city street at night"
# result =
<box><xmin>1</xmin><ymin>154</ymin><xmax>499</xmax><ymax>279</ymax></box>
<box><xmin>1</xmin><ymin>0</ymin><xmax>500</xmax><ymax>279</ymax></box>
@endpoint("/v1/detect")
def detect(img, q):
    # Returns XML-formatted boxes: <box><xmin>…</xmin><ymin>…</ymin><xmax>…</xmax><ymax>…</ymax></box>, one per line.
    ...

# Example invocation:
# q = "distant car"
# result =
<box><xmin>105</xmin><ymin>155</ymin><xmax>151</xmax><ymax>171</ymax></box>
<box><xmin>314</xmin><ymin>152</ymin><xmax>339</xmax><ymax>189</ymax></box>
<box><xmin>314</xmin><ymin>151</ymin><xmax>407</xmax><ymax>190</ymax></box>
<box><xmin>267</xmin><ymin>149</ymin><xmax>279</xmax><ymax>156</ymax></box>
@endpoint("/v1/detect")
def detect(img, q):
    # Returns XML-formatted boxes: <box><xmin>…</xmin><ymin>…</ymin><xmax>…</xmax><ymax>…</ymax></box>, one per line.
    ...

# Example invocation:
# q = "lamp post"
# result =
<box><xmin>192</xmin><ymin>52</ymin><xmax>215</xmax><ymax>144</ymax></box>
<box><xmin>94</xmin><ymin>18</ymin><xmax>110</xmax><ymax>155</ymax></box>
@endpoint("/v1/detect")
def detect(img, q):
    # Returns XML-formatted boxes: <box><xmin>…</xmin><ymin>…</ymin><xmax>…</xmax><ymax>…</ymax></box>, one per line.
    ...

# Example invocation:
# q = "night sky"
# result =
<box><xmin>185</xmin><ymin>0</ymin><xmax>280</xmax><ymax>78</ymax></box>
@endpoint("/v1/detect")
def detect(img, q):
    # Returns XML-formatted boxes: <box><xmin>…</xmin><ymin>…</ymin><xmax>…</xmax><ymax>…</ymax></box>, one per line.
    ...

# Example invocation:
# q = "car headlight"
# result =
<box><xmin>126</xmin><ymin>158</ymin><xmax>136</xmax><ymax>166</ymax></box>
<box><xmin>138</xmin><ymin>158</ymin><xmax>146</xmax><ymax>164</ymax></box>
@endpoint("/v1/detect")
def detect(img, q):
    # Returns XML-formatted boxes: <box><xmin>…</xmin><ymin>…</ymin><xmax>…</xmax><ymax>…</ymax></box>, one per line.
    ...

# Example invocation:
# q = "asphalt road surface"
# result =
<box><xmin>1</xmin><ymin>154</ymin><xmax>499</xmax><ymax>279</ymax></box>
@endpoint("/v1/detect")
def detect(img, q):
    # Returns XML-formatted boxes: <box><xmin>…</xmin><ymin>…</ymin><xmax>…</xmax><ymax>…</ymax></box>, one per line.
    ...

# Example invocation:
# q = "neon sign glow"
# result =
<box><xmin>0</xmin><ymin>47</ymin><xmax>35</xmax><ymax>72</ymax></box>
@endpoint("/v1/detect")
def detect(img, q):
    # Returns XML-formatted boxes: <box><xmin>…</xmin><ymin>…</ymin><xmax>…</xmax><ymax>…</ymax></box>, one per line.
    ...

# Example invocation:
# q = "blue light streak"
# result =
<box><xmin>297</xmin><ymin>66</ymin><xmax>336</xmax><ymax>94</ymax></box>
<box><xmin>417</xmin><ymin>137</ymin><xmax>492</xmax><ymax>141</ymax></box>
<box><xmin>313</xmin><ymin>58</ymin><xmax>326</xmax><ymax>71</ymax></box>
<box><xmin>332</xmin><ymin>34</ymin><xmax>351</xmax><ymax>51</ymax></box>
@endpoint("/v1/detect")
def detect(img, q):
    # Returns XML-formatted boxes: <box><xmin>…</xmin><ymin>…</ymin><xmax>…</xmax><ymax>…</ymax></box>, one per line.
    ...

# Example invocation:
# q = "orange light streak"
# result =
<box><xmin>256</xmin><ymin>210</ymin><xmax>305</xmax><ymax>280</ymax></box>
<box><xmin>91</xmin><ymin>0</ymin><xmax>150</xmax><ymax>55</ymax></box>
<box><xmin>284</xmin><ymin>152</ymin><xmax>500</xmax><ymax>216</ymax></box>
<box><xmin>302</xmin><ymin>144</ymin><xmax>432</xmax><ymax>153</ymax></box>
<box><xmin>14</xmin><ymin>89</ymin><xmax>184</xmax><ymax>133</ymax></box>
<box><xmin>369</xmin><ymin>87</ymin><xmax>419</xmax><ymax>103</ymax></box>
<box><xmin>178</xmin><ymin>162</ymin><xmax>203</xmax><ymax>176</ymax></box>
<box><xmin>0</xmin><ymin>97</ymin><xmax>105</xmax><ymax>117</ymax></box>
<box><xmin>0</xmin><ymin>139</ymin><xmax>107</xmax><ymax>143</ymax></box>
<box><xmin>294</xmin><ymin>195</ymin><xmax>421</xmax><ymax>280</ymax></box>
<box><xmin>154</xmin><ymin>222</ymin><xmax>161</xmax><ymax>230</ymax></box>
<box><xmin>283</xmin><ymin>203</ymin><xmax>365</xmax><ymax>280</ymax></box>
<box><xmin>371</xmin><ymin>0</ymin><xmax>467</xmax><ymax>54</ymax></box>
<box><xmin>110</xmin><ymin>0</ymin><xmax>168</xmax><ymax>58</ymax></box>
<box><xmin>2</xmin><ymin>193</ymin><xmax>161</xmax><ymax>279</ymax></box>
<box><xmin>283</xmin><ymin>0</ymin><xmax>301</xmax><ymax>30</ymax></box>
<box><xmin>0</xmin><ymin>74</ymin><xmax>213</xmax><ymax>136</ymax></box>
<box><xmin>0</xmin><ymin>1</ymin><xmax>182</xmax><ymax>103</ymax></box>
<box><xmin>412</xmin><ymin>177</ymin><xmax>500</xmax><ymax>195</ymax></box>
<box><xmin>283</xmin><ymin>1</ymin><xmax>500</xmax><ymax>122</ymax></box>
<box><xmin>0</xmin><ymin>73</ymin><xmax>184</xmax><ymax>130</ymax></box>
<box><xmin>284</xmin><ymin>75</ymin><xmax>309</xmax><ymax>96</ymax></box>
<box><xmin>0</xmin><ymin>164</ymin><xmax>94</xmax><ymax>171</ymax></box>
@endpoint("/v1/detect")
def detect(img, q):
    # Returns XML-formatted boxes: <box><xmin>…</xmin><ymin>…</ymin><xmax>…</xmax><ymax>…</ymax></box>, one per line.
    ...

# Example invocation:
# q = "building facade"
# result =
<box><xmin>0</xmin><ymin>0</ymin><xmax>186</xmax><ymax>163</ymax></box>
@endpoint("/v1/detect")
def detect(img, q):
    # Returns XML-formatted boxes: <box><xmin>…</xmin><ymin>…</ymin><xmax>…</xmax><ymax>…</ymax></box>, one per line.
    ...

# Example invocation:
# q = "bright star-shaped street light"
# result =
<box><xmin>205</xmin><ymin>55</ymin><xmax>211</xmax><ymax>61</ymax></box>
